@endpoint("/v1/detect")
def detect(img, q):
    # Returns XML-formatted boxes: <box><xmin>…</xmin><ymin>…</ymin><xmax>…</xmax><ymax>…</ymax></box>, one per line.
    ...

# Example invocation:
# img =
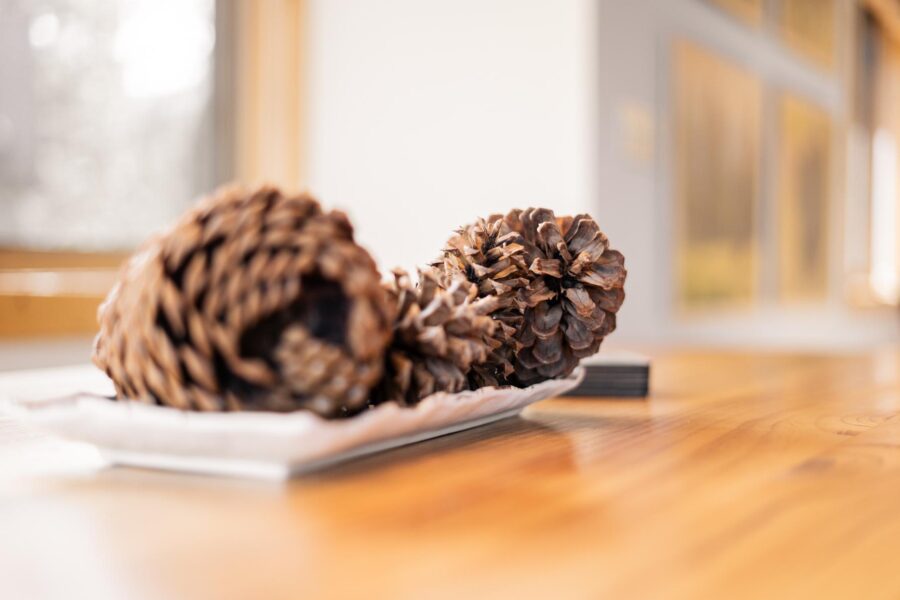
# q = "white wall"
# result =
<box><xmin>306</xmin><ymin>0</ymin><xmax>600</xmax><ymax>275</ymax></box>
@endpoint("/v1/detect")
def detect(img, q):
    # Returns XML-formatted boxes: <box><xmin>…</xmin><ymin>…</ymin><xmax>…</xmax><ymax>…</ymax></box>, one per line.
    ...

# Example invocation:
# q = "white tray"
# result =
<box><xmin>5</xmin><ymin>367</ymin><xmax>583</xmax><ymax>480</ymax></box>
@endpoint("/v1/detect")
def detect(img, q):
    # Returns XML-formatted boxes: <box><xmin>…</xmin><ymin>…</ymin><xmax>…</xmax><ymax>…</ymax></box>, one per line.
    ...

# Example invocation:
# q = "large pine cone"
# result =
<box><xmin>434</xmin><ymin>208</ymin><xmax>626</xmax><ymax>386</ymax></box>
<box><xmin>374</xmin><ymin>269</ymin><xmax>504</xmax><ymax>406</ymax></box>
<box><xmin>92</xmin><ymin>184</ymin><xmax>395</xmax><ymax>418</ymax></box>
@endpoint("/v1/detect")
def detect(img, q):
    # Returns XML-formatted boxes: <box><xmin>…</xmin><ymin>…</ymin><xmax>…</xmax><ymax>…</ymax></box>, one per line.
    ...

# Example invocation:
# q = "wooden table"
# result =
<box><xmin>2</xmin><ymin>349</ymin><xmax>900</xmax><ymax>599</ymax></box>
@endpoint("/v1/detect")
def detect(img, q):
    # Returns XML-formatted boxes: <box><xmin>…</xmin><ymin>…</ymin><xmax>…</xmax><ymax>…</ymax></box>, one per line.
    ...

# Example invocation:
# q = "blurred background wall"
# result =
<box><xmin>0</xmin><ymin>0</ymin><xmax>899</xmax><ymax>365</ymax></box>
<box><xmin>305</xmin><ymin>0</ymin><xmax>600</xmax><ymax>275</ymax></box>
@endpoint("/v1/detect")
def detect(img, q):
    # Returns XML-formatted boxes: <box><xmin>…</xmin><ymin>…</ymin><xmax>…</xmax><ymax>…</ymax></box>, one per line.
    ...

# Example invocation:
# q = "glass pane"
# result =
<box><xmin>0</xmin><ymin>0</ymin><xmax>216</xmax><ymax>251</ymax></box>
<box><xmin>673</xmin><ymin>41</ymin><xmax>762</xmax><ymax>309</ymax></box>
<box><xmin>778</xmin><ymin>94</ymin><xmax>832</xmax><ymax>302</ymax></box>
<box><xmin>779</xmin><ymin>0</ymin><xmax>837</xmax><ymax>71</ymax></box>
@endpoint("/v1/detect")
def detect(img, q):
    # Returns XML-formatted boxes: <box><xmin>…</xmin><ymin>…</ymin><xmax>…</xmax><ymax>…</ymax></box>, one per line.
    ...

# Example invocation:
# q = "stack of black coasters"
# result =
<box><xmin>564</xmin><ymin>352</ymin><xmax>650</xmax><ymax>398</ymax></box>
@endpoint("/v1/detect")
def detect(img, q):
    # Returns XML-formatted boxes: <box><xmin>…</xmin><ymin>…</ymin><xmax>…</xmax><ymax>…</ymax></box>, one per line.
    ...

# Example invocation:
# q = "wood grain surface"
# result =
<box><xmin>2</xmin><ymin>349</ymin><xmax>900</xmax><ymax>599</ymax></box>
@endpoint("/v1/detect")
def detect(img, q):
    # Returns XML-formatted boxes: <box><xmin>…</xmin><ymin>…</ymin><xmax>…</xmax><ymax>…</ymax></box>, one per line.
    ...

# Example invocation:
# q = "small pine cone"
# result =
<box><xmin>429</xmin><ymin>216</ymin><xmax>529</xmax><ymax>383</ymax></box>
<box><xmin>375</xmin><ymin>269</ymin><xmax>504</xmax><ymax>406</ymax></box>
<box><xmin>92</xmin><ymin>184</ymin><xmax>395</xmax><ymax>418</ymax></box>
<box><xmin>435</xmin><ymin>208</ymin><xmax>626</xmax><ymax>386</ymax></box>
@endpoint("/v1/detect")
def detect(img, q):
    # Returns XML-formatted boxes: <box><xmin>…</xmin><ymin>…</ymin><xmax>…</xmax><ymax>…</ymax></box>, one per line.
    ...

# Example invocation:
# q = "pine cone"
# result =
<box><xmin>430</xmin><ymin>216</ymin><xmax>529</xmax><ymax>383</ymax></box>
<box><xmin>435</xmin><ymin>208</ymin><xmax>626</xmax><ymax>386</ymax></box>
<box><xmin>92</xmin><ymin>184</ymin><xmax>395</xmax><ymax>418</ymax></box>
<box><xmin>375</xmin><ymin>269</ymin><xmax>504</xmax><ymax>406</ymax></box>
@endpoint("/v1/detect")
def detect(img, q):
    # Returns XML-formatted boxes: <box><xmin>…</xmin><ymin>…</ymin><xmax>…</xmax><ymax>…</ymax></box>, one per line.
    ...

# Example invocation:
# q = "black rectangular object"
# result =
<box><xmin>563</xmin><ymin>353</ymin><xmax>650</xmax><ymax>398</ymax></box>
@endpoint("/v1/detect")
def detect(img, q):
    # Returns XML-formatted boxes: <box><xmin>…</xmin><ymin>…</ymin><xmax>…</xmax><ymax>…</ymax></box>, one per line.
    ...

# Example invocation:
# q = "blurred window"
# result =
<box><xmin>708</xmin><ymin>0</ymin><xmax>838</xmax><ymax>72</ymax></box>
<box><xmin>0</xmin><ymin>0</ymin><xmax>217</xmax><ymax>251</ymax></box>
<box><xmin>0</xmin><ymin>0</ymin><xmax>307</xmax><ymax>337</ymax></box>
<box><xmin>680</xmin><ymin>0</ymin><xmax>847</xmax><ymax>312</ymax></box>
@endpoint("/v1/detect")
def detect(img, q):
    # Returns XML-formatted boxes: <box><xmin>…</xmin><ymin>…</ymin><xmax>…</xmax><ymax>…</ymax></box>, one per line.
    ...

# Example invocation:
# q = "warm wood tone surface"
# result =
<box><xmin>233</xmin><ymin>0</ymin><xmax>307</xmax><ymax>189</ymax></box>
<box><xmin>0</xmin><ymin>248</ymin><xmax>127</xmax><ymax>270</ymax></box>
<box><xmin>2</xmin><ymin>349</ymin><xmax>900</xmax><ymax>599</ymax></box>
<box><xmin>0</xmin><ymin>295</ymin><xmax>103</xmax><ymax>338</ymax></box>
<box><xmin>0</xmin><ymin>249</ymin><xmax>124</xmax><ymax>338</ymax></box>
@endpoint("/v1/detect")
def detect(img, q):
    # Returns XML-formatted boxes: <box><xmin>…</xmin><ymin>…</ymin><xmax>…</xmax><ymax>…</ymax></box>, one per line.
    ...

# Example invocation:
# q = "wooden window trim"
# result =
<box><xmin>0</xmin><ymin>249</ymin><xmax>126</xmax><ymax>338</ymax></box>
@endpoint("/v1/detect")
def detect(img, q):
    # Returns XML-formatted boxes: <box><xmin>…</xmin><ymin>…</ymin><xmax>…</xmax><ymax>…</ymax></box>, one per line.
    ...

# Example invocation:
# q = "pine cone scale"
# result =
<box><xmin>561</xmin><ymin>317</ymin><xmax>594</xmax><ymax>350</ymax></box>
<box><xmin>530</xmin><ymin>258</ymin><xmax>563</xmax><ymax>278</ymax></box>
<box><xmin>529</xmin><ymin>302</ymin><xmax>563</xmax><ymax>338</ymax></box>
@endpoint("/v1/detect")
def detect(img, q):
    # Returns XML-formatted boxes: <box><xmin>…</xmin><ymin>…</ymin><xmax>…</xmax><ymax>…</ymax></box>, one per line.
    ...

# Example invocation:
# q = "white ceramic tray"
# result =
<box><xmin>5</xmin><ymin>367</ymin><xmax>583</xmax><ymax>480</ymax></box>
